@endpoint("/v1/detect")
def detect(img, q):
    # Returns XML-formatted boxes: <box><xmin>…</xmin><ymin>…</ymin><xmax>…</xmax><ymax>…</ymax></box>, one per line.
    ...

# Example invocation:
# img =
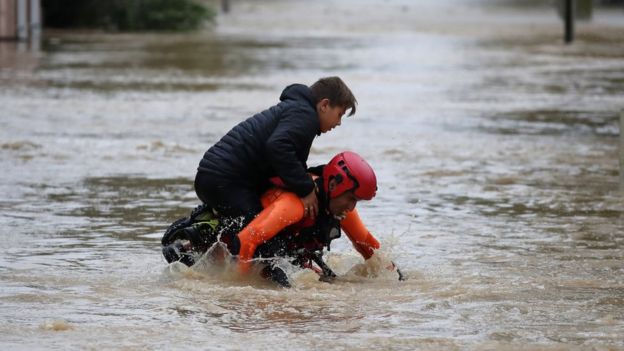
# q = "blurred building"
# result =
<box><xmin>0</xmin><ymin>0</ymin><xmax>40</xmax><ymax>40</ymax></box>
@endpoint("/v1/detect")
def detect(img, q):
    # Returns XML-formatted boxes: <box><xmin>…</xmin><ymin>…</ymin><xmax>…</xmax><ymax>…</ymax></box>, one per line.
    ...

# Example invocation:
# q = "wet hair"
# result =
<box><xmin>310</xmin><ymin>76</ymin><xmax>357</xmax><ymax>116</ymax></box>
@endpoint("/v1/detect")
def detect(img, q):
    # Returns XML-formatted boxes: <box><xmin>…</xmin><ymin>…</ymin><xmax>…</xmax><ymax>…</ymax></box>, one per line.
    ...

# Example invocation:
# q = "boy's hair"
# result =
<box><xmin>310</xmin><ymin>76</ymin><xmax>357</xmax><ymax>116</ymax></box>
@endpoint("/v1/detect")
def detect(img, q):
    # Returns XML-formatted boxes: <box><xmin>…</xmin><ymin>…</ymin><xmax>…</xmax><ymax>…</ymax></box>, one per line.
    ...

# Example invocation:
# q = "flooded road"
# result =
<box><xmin>1</xmin><ymin>0</ymin><xmax>624</xmax><ymax>349</ymax></box>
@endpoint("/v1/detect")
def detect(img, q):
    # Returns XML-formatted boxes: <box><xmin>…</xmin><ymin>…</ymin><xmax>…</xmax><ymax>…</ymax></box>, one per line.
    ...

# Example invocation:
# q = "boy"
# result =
<box><xmin>194</xmin><ymin>77</ymin><xmax>357</xmax><ymax>246</ymax></box>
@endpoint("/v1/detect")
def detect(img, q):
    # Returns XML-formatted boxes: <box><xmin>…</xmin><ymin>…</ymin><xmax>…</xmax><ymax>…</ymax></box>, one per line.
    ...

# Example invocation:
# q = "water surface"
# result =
<box><xmin>1</xmin><ymin>1</ymin><xmax>624</xmax><ymax>350</ymax></box>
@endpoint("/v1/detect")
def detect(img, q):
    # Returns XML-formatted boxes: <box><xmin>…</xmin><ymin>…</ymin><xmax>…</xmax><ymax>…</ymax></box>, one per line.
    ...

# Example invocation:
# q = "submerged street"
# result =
<box><xmin>1</xmin><ymin>1</ymin><xmax>623</xmax><ymax>349</ymax></box>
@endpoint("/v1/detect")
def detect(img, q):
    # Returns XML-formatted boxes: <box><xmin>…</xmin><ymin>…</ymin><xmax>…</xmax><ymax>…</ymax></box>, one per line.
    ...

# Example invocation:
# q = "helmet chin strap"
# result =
<box><xmin>325</xmin><ymin>176</ymin><xmax>338</xmax><ymax>221</ymax></box>
<box><xmin>325</xmin><ymin>176</ymin><xmax>334</xmax><ymax>217</ymax></box>
<box><xmin>326</xmin><ymin>176</ymin><xmax>352</xmax><ymax>221</ymax></box>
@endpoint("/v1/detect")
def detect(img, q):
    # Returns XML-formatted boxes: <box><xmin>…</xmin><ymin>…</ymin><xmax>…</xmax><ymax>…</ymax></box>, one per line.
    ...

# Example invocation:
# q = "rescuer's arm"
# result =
<box><xmin>340</xmin><ymin>208</ymin><xmax>380</xmax><ymax>260</ymax></box>
<box><xmin>341</xmin><ymin>209</ymin><xmax>406</xmax><ymax>280</ymax></box>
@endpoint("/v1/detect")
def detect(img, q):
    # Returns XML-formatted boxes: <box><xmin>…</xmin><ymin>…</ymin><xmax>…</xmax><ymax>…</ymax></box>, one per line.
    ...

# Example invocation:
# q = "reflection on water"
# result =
<box><xmin>481</xmin><ymin>110</ymin><xmax>619</xmax><ymax>136</ymax></box>
<box><xmin>2</xmin><ymin>31</ymin><xmax>363</xmax><ymax>94</ymax></box>
<box><xmin>1</xmin><ymin>0</ymin><xmax>624</xmax><ymax>350</ymax></box>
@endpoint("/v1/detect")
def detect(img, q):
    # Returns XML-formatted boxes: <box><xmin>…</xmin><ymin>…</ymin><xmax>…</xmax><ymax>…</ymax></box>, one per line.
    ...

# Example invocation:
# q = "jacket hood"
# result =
<box><xmin>279</xmin><ymin>84</ymin><xmax>316</xmax><ymax>108</ymax></box>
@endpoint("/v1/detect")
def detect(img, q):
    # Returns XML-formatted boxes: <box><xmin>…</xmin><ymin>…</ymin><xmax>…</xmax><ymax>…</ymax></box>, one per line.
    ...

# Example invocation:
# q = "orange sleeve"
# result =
<box><xmin>237</xmin><ymin>189</ymin><xmax>305</xmax><ymax>273</ymax></box>
<box><xmin>341</xmin><ymin>208</ymin><xmax>380</xmax><ymax>260</ymax></box>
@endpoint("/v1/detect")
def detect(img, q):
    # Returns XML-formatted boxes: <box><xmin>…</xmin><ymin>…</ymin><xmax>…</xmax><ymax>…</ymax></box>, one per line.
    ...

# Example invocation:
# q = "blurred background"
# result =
<box><xmin>1</xmin><ymin>1</ymin><xmax>623</xmax><ymax>350</ymax></box>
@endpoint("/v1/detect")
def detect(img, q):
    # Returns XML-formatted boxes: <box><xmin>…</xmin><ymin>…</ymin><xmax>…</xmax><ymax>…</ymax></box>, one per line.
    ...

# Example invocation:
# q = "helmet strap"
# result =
<box><xmin>325</xmin><ymin>177</ymin><xmax>336</xmax><ymax>211</ymax></box>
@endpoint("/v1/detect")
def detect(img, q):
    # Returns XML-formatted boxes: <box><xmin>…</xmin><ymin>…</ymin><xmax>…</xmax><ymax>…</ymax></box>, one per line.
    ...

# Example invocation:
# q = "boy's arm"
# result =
<box><xmin>237</xmin><ymin>190</ymin><xmax>305</xmax><ymax>273</ymax></box>
<box><xmin>340</xmin><ymin>208</ymin><xmax>380</xmax><ymax>260</ymax></box>
<box><xmin>265</xmin><ymin>107</ymin><xmax>318</xmax><ymax>197</ymax></box>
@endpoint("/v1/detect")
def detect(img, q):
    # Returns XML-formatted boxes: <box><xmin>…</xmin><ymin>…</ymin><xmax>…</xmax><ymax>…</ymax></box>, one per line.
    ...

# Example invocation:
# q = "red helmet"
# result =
<box><xmin>323</xmin><ymin>151</ymin><xmax>377</xmax><ymax>200</ymax></box>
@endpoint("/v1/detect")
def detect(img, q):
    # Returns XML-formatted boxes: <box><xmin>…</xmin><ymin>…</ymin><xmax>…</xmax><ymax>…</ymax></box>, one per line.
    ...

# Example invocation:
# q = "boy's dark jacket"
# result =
<box><xmin>198</xmin><ymin>84</ymin><xmax>320</xmax><ymax>197</ymax></box>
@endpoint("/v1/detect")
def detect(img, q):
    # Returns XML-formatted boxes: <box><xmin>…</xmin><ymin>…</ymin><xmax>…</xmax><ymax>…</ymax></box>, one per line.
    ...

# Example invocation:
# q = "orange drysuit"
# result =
<box><xmin>237</xmin><ymin>187</ymin><xmax>380</xmax><ymax>273</ymax></box>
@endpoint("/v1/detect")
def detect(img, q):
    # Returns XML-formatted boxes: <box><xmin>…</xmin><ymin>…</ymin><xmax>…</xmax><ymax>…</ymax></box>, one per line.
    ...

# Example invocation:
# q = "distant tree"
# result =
<box><xmin>42</xmin><ymin>0</ymin><xmax>215</xmax><ymax>31</ymax></box>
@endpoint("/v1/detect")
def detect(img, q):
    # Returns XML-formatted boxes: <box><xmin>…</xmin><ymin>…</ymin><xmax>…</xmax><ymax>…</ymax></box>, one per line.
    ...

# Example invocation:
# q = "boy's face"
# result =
<box><xmin>317</xmin><ymin>99</ymin><xmax>346</xmax><ymax>133</ymax></box>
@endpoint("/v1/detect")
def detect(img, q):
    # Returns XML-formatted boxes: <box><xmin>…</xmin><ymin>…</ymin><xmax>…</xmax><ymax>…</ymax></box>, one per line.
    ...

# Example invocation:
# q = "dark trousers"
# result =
<box><xmin>194</xmin><ymin>171</ymin><xmax>264</xmax><ymax>253</ymax></box>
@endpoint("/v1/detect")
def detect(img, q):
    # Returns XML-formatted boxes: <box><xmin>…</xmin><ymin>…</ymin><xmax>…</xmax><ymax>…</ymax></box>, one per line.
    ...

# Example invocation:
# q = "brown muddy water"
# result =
<box><xmin>1</xmin><ymin>1</ymin><xmax>624</xmax><ymax>350</ymax></box>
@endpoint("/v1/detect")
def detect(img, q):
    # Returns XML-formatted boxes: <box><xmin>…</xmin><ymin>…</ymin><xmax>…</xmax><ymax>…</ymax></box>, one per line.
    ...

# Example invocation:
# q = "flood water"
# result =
<box><xmin>1</xmin><ymin>0</ymin><xmax>624</xmax><ymax>350</ymax></box>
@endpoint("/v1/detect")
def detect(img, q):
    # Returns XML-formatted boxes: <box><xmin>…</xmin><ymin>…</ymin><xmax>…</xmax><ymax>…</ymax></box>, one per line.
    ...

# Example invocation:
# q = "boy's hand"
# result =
<box><xmin>301</xmin><ymin>189</ymin><xmax>318</xmax><ymax>219</ymax></box>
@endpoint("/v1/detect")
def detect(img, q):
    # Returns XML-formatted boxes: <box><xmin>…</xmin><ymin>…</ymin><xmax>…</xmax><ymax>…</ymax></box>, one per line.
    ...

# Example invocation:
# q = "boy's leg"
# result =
<box><xmin>194</xmin><ymin>172</ymin><xmax>263</xmax><ymax>253</ymax></box>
